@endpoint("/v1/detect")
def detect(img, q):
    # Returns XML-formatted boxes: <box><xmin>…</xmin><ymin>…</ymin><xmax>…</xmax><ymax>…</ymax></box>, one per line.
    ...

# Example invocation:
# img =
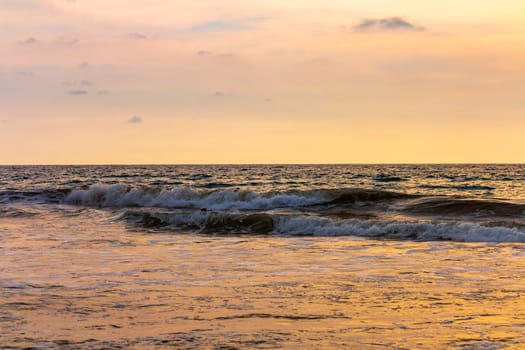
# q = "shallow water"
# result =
<box><xmin>1</xmin><ymin>165</ymin><xmax>525</xmax><ymax>348</ymax></box>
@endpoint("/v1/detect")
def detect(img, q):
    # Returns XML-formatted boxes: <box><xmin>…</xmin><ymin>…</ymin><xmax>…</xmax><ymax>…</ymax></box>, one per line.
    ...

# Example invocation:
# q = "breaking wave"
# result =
<box><xmin>63</xmin><ymin>184</ymin><xmax>411</xmax><ymax>210</ymax></box>
<box><xmin>2</xmin><ymin>183</ymin><xmax>524</xmax><ymax>221</ymax></box>
<box><xmin>65</xmin><ymin>184</ymin><xmax>327</xmax><ymax>210</ymax></box>
<box><xmin>120</xmin><ymin>210</ymin><xmax>525</xmax><ymax>242</ymax></box>
<box><xmin>2</xmin><ymin>181</ymin><xmax>524</xmax><ymax>242</ymax></box>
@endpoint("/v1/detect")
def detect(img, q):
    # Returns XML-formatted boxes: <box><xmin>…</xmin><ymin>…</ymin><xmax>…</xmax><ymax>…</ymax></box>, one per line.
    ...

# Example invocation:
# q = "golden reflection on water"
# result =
<box><xmin>2</xmin><ymin>215</ymin><xmax>525</xmax><ymax>349</ymax></box>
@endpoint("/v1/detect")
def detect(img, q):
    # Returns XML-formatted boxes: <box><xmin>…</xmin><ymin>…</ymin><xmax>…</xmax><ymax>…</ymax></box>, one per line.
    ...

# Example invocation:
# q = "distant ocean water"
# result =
<box><xmin>1</xmin><ymin>164</ymin><xmax>524</xmax><ymax>242</ymax></box>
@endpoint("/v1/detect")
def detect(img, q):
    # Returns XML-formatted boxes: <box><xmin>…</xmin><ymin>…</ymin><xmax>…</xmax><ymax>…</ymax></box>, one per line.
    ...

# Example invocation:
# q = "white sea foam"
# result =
<box><xmin>273</xmin><ymin>216</ymin><xmax>525</xmax><ymax>242</ymax></box>
<box><xmin>65</xmin><ymin>183</ymin><xmax>328</xmax><ymax>210</ymax></box>
<box><xmin>123</xmin><ymin>209</ymin><xmax>525</xmax><ymax>242</ymax></box>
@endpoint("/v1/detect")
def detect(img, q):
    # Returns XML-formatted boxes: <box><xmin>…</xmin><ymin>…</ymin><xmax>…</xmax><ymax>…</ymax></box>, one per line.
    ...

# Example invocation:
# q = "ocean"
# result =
<box><xmin>1</xmin><ymin>164</ymin><xmax>525</xmax><ymax>348</ymax></box>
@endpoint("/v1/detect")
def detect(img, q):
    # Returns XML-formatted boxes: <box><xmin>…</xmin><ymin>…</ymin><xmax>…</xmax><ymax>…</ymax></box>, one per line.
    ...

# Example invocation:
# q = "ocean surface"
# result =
<box><xmin>2</xmin><ymin>164</ymin><xmax>525</xmax><ymax>242</ymax></box>
<box><xmin>2</xmin><ymin>164</ymin><xmax>525</xmax><ymax>349</ymax></box>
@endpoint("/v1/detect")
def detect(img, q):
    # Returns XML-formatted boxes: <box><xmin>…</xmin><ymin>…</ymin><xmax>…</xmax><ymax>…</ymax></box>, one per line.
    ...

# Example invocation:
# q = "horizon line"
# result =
<box><xmin>1</xmin><ymin>162</ymin><xmax>524</xmax><ymax>166</ymax></box>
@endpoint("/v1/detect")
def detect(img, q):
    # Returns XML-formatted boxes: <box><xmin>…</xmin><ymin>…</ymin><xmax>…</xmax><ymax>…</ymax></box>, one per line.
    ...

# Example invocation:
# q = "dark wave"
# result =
<box><xmin>196</xmin><ymin>183</ymin><xmax>237</xmax><ymax>189</ymax></box>
<box><xmin>328</xmin><ymin>189</ymin><xmax>416</xmax><ymax>205</ymax></box>
<box><xmin>419</xmin><ymin>184</ymin><xmax>495</xmax><ymax>191</ymax></box>
<box><xmin>0</xmin><ymin>189</ymin><xmax>70</xmax><ymax>204</ymax></box>
<box><xmin>124</xmin><ymin>211</ymin><xmax>274</xmax><ymax>234</ymax></box>
<box><xmin>373</xmin><ymin>174</ymin><xmax>406</xmax><ymax>182</ymax></box>
<box><xmin>402</xmin><ymin>198</ymin><xmax>525</xmax><ymax>218</ymax></box>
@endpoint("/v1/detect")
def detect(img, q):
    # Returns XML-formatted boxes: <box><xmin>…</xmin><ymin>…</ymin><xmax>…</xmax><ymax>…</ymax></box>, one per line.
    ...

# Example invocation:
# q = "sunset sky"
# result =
<box><xmin>1</xmin><ymin>0</ymin><xmax>524</xmax><ymax>164</ymax></box>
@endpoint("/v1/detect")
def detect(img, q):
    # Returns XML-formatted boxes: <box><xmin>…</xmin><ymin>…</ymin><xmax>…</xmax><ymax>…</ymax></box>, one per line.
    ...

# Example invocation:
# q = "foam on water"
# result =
<box><xmin>120</xmin><ymin>209</ymin><xmax>525</xmax><ymax>242</ymax></box>
<box><xmin>273</xmin><ymin>215</ymin><xmax>525</xmax><ymax>242</ymax></box>
<box><xmin>65</xmin><ymin>183</ymin><xmax>333</xmax><ymax>210</ymax></box>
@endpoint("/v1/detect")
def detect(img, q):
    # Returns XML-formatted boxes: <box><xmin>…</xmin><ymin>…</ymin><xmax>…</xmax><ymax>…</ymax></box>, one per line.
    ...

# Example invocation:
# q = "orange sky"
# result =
<box><xmin>1</xmin><ymin>0</ymin><xmax>524</xmax><ymax>164</ymax></box>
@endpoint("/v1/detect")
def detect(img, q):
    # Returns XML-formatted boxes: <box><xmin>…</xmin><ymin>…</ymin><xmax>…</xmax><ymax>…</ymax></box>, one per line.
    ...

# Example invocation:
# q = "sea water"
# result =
<box><xmin>1</xmin><ymin>165</ymin><xmax>524</xmax><ymax>348</ymax></box>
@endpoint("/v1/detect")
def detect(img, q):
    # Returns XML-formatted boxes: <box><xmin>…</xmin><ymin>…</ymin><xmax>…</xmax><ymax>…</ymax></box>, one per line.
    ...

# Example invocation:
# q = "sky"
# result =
<box><xmin>1</xmin><ymin>0</ymin><xmax>524</xmax><ymax>164</ymax></box>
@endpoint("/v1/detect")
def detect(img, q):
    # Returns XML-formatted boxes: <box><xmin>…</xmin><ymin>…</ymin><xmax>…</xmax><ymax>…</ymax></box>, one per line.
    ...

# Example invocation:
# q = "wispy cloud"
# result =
<box><xmin>128</xmin><ymin>32</ymin><xmax>148</xmax><ymax>40</ymax></box>
<box><xmin>197</xmin><ymin>50</ymin><xmax>213</xmax><ymax>56</ymax></box>
<box><xmin>353</xmin><ymin>17</ymin><xmax>424</xmax><ymax>32</ymax></box>
<box><xmin>189</xmin><ymin>17</ymin><xmax>266</xmax><ymax>33</ymax></box>
<box><xmin>68</xmin><ymin>89</ymin><xmax>88</xmax><ymax>95</ymax></box>
<box><xmin>19</xmin><ymin>37</ymin><xmax>38</xmax><ymax>45</ymax></box>
<box><xmin>76</xmin><ymin>61</ymin><xmax>111</xmax><ymax>70</ymax></box>
<box><xmin>127</xmin><ymin>116</ymin><xmax>143</xmax><ymax>124</ymax></box>
<box><xmin>63</xmin><ymin>80</ymin><xmax>92</xmax><ymax>87</ymax></box>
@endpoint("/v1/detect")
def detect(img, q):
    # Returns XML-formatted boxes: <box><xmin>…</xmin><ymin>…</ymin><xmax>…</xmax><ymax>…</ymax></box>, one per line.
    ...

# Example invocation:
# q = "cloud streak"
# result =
<box><xmin>127</xmin><ymin>116</ymin><xmax>143</xmax><ymax>124</ymax></box>
<box><xmin>68</xmin><ymin>89</ymin><xmax>88</xmax><ymax>95</ymax></box>
<box><xmin>20</xmin><ymin>37</ymin><xmax>38</xmax><ymax>45</ymax></box>
<box><xmin>353</xmin><ymin>17</ymin><xmax>424</xmax><ymax>32</ymax></box>
<box><xmin>128</xmin><ymin>32</ymin><xmax>148</xmax><ymax>40</ymax></box>
<box><xmin>64</xmin><ymin>80</ymin><xmax>92</xmax><ymax>87</ymax></box>
<box><xmin>188</xmin><ymin>17</ymin><xmax>266</xmax><ymax>33</ymax></box>
<box><xmin>197</xmin><ymin>50</ymin><xmax>213</xmax><ymax>56</ymax></box>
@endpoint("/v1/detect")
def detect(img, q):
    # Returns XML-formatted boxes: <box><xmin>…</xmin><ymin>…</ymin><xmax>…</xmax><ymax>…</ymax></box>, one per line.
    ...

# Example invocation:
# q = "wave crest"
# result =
<box><xmin>65</xmin><ymin>183</ymin><xmax>330</xmax><ymax>210</ymax></box>
<box><xmin>120</xmin><ymin>210</ymin><xmax>525</xmax><ymax>242</ymax></box>
<box><xmin>402</xmin><ymin>198</ymin><xmax>525</xmax><ymax>217</ymax></box>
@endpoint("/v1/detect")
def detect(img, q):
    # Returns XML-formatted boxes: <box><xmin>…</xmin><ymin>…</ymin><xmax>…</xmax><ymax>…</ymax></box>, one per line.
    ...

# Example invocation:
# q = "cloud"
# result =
<box><xmin>191</xmin><ymin>21</ymin><xmax>239</xmax><ymax>32</ymax></box>
<box><xmin>215</xmin><ymin>91</ymin><xmax>225</xmax><ymax>97</ymax></box>
<box><xmin>68</xmin><ymin>89</ymin><xmax>87</xmax><ymax>95</ymax></box>
<box><xmin>128</xmin><ymin>32</ymin><xmax>148</xmax><ymax>40</ymax></box>
<box><xmin>76</xmin><ymin>61</ymin><xmax>111</xmax><ymax>70</ymax></box>
<box><xmin>189</xmin><ymin>17</ymin><xmax>266</xmax><ymax>33</ymax></box>
<box><xmin>196</xmin><ymin>50</ymin><xmax>235</xmax><ymax>59</ymax></box>
<box><xmin>78</xmin><ymin>61</ymin><xmax>90</xmax><ymax>69</ymax></box>
<box><xmin>63</xmin><ymin>80</ymin><xmax>92</xmax><ymax>87</ymax></box>
<box><xmin>353</xmin><ymin>17</ymin><xmax>424</xmax><ymax>32</ymax></box>
<box><xmin>17</xmin><ymin>71</ymin><xmax>33</xmax><ymax>77</ymax></box>
<box><xmin>127</xmin><ymin>116</ymin><xmax>143</xmax><ymax>124</ymax></box>
<box><xmin>20</xmin><ymin>37</ymin><xmax>38</xmax><ymax>45</ymax></box>
<box><xmin>63</xmin><ymin>81</ymin><xmax>105</xmax><ymax>94</ymax></box>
